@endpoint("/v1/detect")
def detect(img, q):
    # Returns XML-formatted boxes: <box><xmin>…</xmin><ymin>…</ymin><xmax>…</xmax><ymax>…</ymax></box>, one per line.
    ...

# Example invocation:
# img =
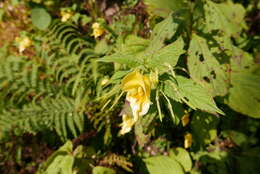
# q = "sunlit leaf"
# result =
<box><xmin>144</xmin><ymin>156</ymin><xmax>184</xmax><ymax>174</ymax></box>
<box><xmin>188</xmin><ymin>34</ymin><xmax>228</xmax><ymax>96</ymax></box>
<box><xmin>164</xmin><ymin>75</ymin><xmax>224</xmax><ymax>115</ymax></box>
<box><xmin>149</xmin><ymin>37</ymin><xmax>185</xmax><ymax>70</ymax></box>
<box><xmin>169</xmin><ymin>147</ymin><xmax>192</xmax><ymax>172</ymax></box>
<box><xmin>204</xmin><ymin>1</ymin><xmax>246</xmax><ymax>37</ymax></box>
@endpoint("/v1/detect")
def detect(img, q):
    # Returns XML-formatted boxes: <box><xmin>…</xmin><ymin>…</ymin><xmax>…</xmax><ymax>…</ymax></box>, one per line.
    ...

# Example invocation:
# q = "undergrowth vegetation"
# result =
<box><xmin>0</xmin><ymin>0</ymin><xmax>260</xmax><ymax>173</ymax></box>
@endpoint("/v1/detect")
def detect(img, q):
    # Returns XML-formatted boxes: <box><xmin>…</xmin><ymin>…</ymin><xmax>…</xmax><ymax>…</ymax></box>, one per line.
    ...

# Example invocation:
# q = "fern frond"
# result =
<box><xmin>41</xmin><ymin>21</ymin><xmax>100</xmax><ymax>97</ymax></box>
<box><xmin>0</xmin><ymin>97</ymin><xmax>84</xmax><ymax>141</ymax></box>
<box><xmin>0</xmin><ymin>56</ymin><xmax>57</xmax><ymax>104</ymax></box>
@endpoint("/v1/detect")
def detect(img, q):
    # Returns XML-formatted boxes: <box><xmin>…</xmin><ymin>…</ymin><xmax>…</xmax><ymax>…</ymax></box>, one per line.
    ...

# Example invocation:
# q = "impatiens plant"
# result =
<box><xmin>0</xmin><ymin>0</ymin><xmax>259</xmax><ymax>173</ymax></box>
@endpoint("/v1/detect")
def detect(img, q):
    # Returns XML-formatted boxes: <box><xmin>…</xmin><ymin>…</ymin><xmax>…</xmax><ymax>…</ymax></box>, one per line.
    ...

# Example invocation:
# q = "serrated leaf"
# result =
<box><xmin>121</xmin><ymin>35</ymin><xmax>150</xmax><ymax>54</ymax></box>
<box><xmin>144</xmin><ymin>156</ymin><xmax>184</xmax><ymax>174</ymax></box>
<box><xmin>144</xmin><ymin>0</ymin><xmax>187</xmax><ymax>18</ymax></box>
<box><xmin>100</xmin><ymin>35</ymin><xmax>148</xmax><ymax>67</ymax></box>
<box><xmin>188</xmin><ymin>34</ymin><xmax>228</xmax><ymax>96</ymax></box>
<box><xmin>31</xmin><ymin>8</ymin><xmax>52</xmax><ymax>30</ymax></box>
<box><xmin>204</xmin><ymin>1</ymin><xmax>246</xmax><ymax>37</ymax></box>
<box><xmin>169</xmin><ymin>147</ymin><xmax>192</xmax><ymax>172</ymax></box>
<box><xmin>164</xmin><ymin>75</ymin><xmax>224</xmax><ymax>115</ymax></box>
<box><xmin>149</xmin><ymin>37</ymin><xmax>185</xmax><ymax>70</ymax></box>
<box><xmin>147</xmin><ymin>12</ymin><xmax>181</xmax><ymax>52</ymax></box>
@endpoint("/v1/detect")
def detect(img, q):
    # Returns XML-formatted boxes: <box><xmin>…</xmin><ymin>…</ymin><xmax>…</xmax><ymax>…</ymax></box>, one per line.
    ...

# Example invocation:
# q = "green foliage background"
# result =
<box><xmin>0</xmin><ymin>0</ymin><xmax>259</xmax><ymax>173</ymax></box>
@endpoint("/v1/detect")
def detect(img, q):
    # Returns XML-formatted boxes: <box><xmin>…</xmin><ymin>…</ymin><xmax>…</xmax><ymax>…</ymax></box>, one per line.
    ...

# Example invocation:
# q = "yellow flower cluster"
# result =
<box><xmin>15</xmin><ymin>36</ymin><xmax>32</xmax><ymax>53</ymax></box>
<box><xmin>120</xmin><ymin>71</ymin><xmax>151</xmax><ymax>134</ymax></box>
<box><xmin>92</xmin><ymin>22</ymin><xmax>105</xmax><ymax>38</ymax></box>
<box><xmin>61</xmin><ymin>10</ymin><xmax>73</xmax><ymax>22</ymax></box>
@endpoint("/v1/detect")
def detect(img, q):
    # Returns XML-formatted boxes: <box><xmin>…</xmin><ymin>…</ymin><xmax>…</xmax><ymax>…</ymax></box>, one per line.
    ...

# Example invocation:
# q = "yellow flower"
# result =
<box><xmin>15</xmin><ymin>36</ymin><xmax>32</xmax><ymax>53</ymax></box>
<box><xmin>181</xmin><ymin>113</ymin><xmax>190</xmax><ymax>127</ymax></box>
<box><xmin>61</xmin><ymin>11</ymin><xmax>73</xmax><ymax>22</ymax></box>
<box><xmin>92</xmin><ymin>22</ymin><xmax>105</xmax><ymax>38</ymax></box>
<box><xmin>101</xmin><ymin>78</ymin><xmax>109</xmax><ymax>86</ymax></box>
<box><xmin>184</xmin><ymin>133</ymin><xmax>192</xmax><ymax>149</ymax></box>
<box><xmin>122</xmin><ymin>71</ymin><xmax>151</xmax><ymax>122</ymax></box>
<box><xmin>120</xmin><ymin>114</ymin><xmax>135</xmax><ymax>135</ymax></box>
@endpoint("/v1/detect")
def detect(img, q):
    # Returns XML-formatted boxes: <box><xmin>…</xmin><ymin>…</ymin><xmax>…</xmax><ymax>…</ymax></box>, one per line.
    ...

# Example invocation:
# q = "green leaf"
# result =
<box><xmin>92</xmin><ymin>166</ymin><xmax>116</xmax><ymax>174</ymax></box>
<box><xmin>169</xmin><ymin>147</ymin><xmax>192</xmax><ymax>172</ymax></box>
<box><xmin>204</xmin><ymin>1</ymin><xmax>246</xmax><ymax>37</ymax></box>
<box><xmin>227</xmin><ymin>47</ymin><xmax>260</xmax><ymax>118</ymax></box>
<box><xmin>31</xmin><ymin>8</ymin><xmax>52</xmax><ymax>30</ymax></box>
<box><xmin>110</xmin><ymin>70</ymin><xmax>130</xmax><ymax>81</ymax></box>
<box><xmin>40</xmin><ymin>141</ymin><xmax>74</xmax><ymax>174</ymax></box>
<box><xmin>149</xmin><ymin>37</ymin><xmax>185</xmax><ymax>70</ymax></box>
<box><xmin>147</xmin><ymin>12</ymin><xmax>182</xmax><ymax>52</ymax></box>
<box><xmin>227</xmin><ymin>72</ymin><xmax>260</xmax><ymax>118</ymax></box>
<box><xmin>100</xmin><ymin>35</ymin><xmax>149</xmax><ymax>67</ymax></box>
<box><xmin>144</xmin><ymin>0</ymin><xmax>187</xmax><ymax>18</ymax></box>
<box><xmin>144</xmin><ymin>156</ymin><xmax>184</xmax><ymax>174</ymax></box>
<box><xmin>164</xmin><ymin>75</ymin><xmax>224</xmax><ymax>115</ymax></box>
<box><xmin>187</xmin><ymin>34</ymin><xmax>228</xmax><ymax>96</ymax></box>
<box><xmin>190</xmin><ymin>111</ymin><xmax>219</xmax><ymax>146</ymax></box>
<box><xmin>100</xmin><ymin>52</ymin><xmax>143</xmax><ymax>67</ymax></box>
<box><xmin>120</xmin><ymin>35</ymin><xmax>150</xmax><ymax>54</ymax></box>
<box><xmin>95</xmin><ymin>39</ymin><xmax>110</xmax><ymax>55</ymax></box>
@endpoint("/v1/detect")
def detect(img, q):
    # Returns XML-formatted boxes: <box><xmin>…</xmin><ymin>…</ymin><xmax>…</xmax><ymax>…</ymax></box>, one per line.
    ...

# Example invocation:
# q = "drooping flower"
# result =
<box><xmin>61</xmin><ymin>10</ymin><xmax>73</xmax><ymax>22</ymax></box>
<box><xmin>92</xmin><ymin>22</ymin><xmax>105</xmax><ymax>38</ymax></box>
<box><xmin>15</xmin><ymin>36</ymin><xmax>32</xmax><ymax>53</ymax></box>
<box><xmin>119</xmin><ymin>71</ymin><xmax>151</xmax><ymax>135</ymax></box>
<box><xmin>122</xmin><ymin>71</ymin><xmax>151</xmax><ymax>122</ymax></box>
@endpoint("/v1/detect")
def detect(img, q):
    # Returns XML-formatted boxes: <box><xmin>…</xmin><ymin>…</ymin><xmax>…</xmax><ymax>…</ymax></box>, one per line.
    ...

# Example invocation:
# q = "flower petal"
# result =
<box><xmin>120</xmin><ymin>114</ymin><xmax>135</xmax><ymax>135</ymax></box>
<box><xmin>122</xmin><ymin>71</ymin><xmax>146</xmax><ymax>92</ymax></box>
<box><xmin>139</xmin><ymin>99</ymin><xmax>150</xmax><ymax>116</ymax></box>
